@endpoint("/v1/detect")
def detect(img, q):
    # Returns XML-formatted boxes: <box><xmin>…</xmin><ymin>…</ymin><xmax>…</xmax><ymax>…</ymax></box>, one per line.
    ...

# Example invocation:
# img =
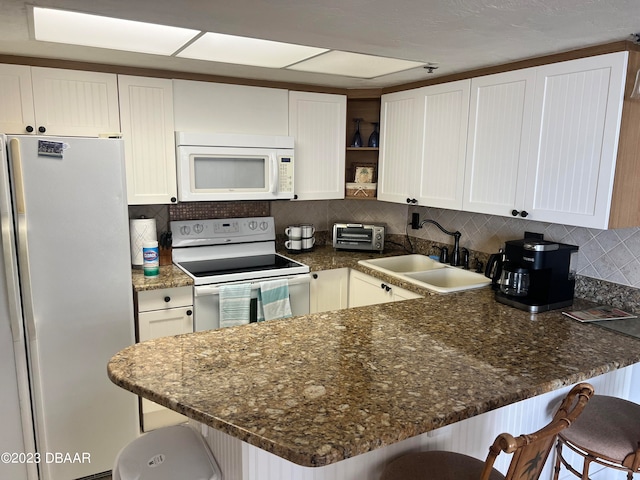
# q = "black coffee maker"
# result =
<box><xmin>486</xmin><ymin>236</ymin><xmax>579</xmax><ymax>313</ymax></box>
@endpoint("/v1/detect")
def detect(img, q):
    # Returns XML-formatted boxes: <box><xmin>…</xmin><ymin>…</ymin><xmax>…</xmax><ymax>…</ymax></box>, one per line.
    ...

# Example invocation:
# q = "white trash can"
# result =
<box><xmin>113</xmin><ymin>425</ymin><xmax>222</xmax><ymax>480</ymax></box>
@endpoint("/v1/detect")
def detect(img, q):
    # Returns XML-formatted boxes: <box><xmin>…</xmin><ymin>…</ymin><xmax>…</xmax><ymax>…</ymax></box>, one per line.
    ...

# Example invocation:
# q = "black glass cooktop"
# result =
<box><xmin>179</xmin><ymin>254</ymin><xmax>303</xmax><ymax>278</ymax></box>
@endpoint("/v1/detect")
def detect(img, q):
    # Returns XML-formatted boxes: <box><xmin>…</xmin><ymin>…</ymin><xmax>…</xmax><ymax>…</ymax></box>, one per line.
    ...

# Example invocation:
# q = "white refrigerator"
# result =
<box><xmin>0</xmin><ymin>135</ymin><xmax>138</xmax><ymax>480</ymax></box>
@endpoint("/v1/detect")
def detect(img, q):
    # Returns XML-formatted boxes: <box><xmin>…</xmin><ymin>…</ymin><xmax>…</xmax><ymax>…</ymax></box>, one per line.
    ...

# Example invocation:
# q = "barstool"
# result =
<box><xmin>554</xmin><ymin>395</ymin><xmax>640</xmax><ymax>480</ymax></box>
<box><xmin>381</xmin><ymin>383</ymin><xmax>594</xmax><ymax>480</ymax></box>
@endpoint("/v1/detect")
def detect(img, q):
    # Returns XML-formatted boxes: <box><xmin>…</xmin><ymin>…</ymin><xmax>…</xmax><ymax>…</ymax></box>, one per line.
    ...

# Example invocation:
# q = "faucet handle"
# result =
<box><xmin>461</xmin><ymin>248</ymin><xmax>470</xmax><ymax>269</ymax></box>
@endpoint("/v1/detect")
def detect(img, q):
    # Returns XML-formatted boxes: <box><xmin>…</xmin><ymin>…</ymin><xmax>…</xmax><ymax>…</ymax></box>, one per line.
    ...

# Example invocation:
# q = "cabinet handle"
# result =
<box><xmin>312</xmin><ymin>273</ymin><xmax>318</xmax><ymax>279</ymax></box>
<box><xmin>164</xmin><ymin>296</ymin><xmax>171</xmax><ymax>302</ymax></box>
<box><xmin>406</xmin><ymin>198</ymin><xmax>418</xmax><ymax>204</ymax></box>
<box><xmin>380</xmin><ymin>283</ymin><xmax>391</xmax><ymax>292</ymax></box>
<box><xmin>511</xmin><ymin>209</ymin><xmax>529</xmax><ymax>218</ymax></box>
<box><xmin>25</xmin><ymin>125</ymin><xmax>34</xmax><ymax>133</ymax></box>
<box><xmin>38</xmin><ymin>126</ymin><xmax>46</xmax><ymax>133</ymax></box>
<box><xmin>186</xmin><ymin>310</ymin><xmax>192</xmax><ymax>316</ymax></box>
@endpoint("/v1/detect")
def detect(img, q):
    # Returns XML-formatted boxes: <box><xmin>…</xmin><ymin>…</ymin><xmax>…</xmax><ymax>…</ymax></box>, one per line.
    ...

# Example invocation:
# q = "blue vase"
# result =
<box><xmin>368</xmin><ymin>122</ymin><xmax>379</xmax><ymax>148</ymax></box>
<box><xmin>351</xmin><ymin>118</ymin><xmax>363</xmax><ymax>147</ymax></box>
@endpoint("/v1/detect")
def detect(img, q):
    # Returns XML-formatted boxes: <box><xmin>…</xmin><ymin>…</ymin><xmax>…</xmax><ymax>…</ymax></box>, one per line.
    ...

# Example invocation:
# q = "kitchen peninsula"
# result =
<box><xmin>113</xmin><ymin>249</ymin><xmax>640</xmax><ymax>480</ymax></box>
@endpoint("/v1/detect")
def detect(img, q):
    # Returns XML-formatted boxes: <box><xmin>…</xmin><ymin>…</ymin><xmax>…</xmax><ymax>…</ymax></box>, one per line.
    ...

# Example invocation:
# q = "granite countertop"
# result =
<box><xmin>112</xmin><ymin>245</ymin><xmax>640</xmax><ymax>468</ymax></box>
<box><xmin>132</xmin><ymin>264</ymin><xmax>193</xmax><ymax>292</ymax></box>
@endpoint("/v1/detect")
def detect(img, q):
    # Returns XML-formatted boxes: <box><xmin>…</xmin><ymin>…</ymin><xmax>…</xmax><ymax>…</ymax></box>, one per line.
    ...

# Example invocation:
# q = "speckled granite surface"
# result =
<box><xmin>114</xmin><ymin>246</ymin><xmax>640</xmax><ymax>468</ymax></box>
<box><xmin>131</xmin><ymin>265</ymin><xmax>193</xmax><ymax>291</ymax></box>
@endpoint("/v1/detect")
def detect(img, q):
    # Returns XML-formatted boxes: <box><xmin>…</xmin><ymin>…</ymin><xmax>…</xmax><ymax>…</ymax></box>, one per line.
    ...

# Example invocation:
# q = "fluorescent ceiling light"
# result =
<box><xmin>288</xmin><ymin>51</ymin><xmax>425</xmax><ymax>78</ymax></box>
<box><xmin>33</xmin><ymin>7</ymin><xmax>200</xmax><ymax>56</ymax></box>
<box><xmin>31</xmin><ymin>7</ymin><xmax>429</xmax><ymax>79</ymax></box>
<box><xmin>177</xmin><ymin>32</ymin><xmax>328</xmax><ymax>68</ymax></box>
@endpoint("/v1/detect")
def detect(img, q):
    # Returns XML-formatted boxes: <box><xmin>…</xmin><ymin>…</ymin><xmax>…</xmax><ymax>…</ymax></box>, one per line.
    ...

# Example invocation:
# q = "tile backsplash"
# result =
<box><xmin>129</xmin><ymin>199</ymin><xmax>640</xmax><ymax>289</ymax></box>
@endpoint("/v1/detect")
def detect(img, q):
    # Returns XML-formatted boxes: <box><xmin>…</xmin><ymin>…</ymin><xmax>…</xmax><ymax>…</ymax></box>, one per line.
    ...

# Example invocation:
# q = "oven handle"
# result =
<box><xmin>194</xmin><ymin>273</ymin><xmax>312</xmax><ymax>296</ymax></box>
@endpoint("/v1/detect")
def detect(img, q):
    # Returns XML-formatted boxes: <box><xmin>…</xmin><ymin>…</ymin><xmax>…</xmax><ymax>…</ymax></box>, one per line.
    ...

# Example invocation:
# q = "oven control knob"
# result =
<box><xmin>248</xmin><ymin>221</ymin><xmax>258</xmax><ymax>230</ymax></box>
<box><xmin>193</xmin><ymin>223</ymin><xmax>204</xmax><ymax>234</ymax></box>
<box><xmin>259</xmin><ymin>221</ymin><xmax>268</xmax><ymax>230</ymax></box>
<box><xmin>180</xmin><ymin>225</ymin><xmax>191</xmax><ymax>235</ymax></box>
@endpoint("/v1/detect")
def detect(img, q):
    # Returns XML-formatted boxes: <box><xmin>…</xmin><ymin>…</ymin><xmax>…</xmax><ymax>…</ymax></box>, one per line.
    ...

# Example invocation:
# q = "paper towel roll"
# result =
<box><xmin>130</xmin><ymin>218</ymin><xmax>157</xmax><ymax>267</ymax></box>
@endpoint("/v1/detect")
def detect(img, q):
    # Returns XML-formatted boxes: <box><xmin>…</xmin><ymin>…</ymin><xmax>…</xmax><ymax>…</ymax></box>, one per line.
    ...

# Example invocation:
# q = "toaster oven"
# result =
<box><xmin>333</xmin><ymin>223</ymin><xmax>385</xmax><ymax>252</ymax></box>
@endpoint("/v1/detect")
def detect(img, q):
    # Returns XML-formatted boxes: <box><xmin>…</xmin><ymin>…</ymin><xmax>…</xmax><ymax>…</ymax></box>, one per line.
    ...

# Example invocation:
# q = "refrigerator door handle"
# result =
<box><xmin>9</xmin><ymin>138</ymin><xmax>37</xmax><ymax>340</ymax></box>
<box><xmin>1</xmin><ymin>138</ymin><xmax>24</xmax><ymax>343</ymax></box>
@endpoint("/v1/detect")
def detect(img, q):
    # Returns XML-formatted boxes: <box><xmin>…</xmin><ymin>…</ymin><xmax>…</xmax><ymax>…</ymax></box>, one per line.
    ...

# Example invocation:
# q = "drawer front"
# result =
<box><xmin>137</xmin><ymin>286</ymin><xmax>193</xmax><ymax>312</ymax></box>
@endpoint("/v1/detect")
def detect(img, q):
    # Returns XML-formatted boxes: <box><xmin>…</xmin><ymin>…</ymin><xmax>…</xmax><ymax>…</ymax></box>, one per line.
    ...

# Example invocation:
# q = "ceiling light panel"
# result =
<box><xmin>288</xmin><ymin>51</ymin><xmax>425</xmax><ymax>78</ymax></box>
<box><xmin>177</xmin><ymin>32</ymin><xmax>328</xmax><ymax>68</ymax></box>
<box><xmin>33</xmin><ymin>7</ymin><xmax>200</xmax><ymax>56</ymax></box>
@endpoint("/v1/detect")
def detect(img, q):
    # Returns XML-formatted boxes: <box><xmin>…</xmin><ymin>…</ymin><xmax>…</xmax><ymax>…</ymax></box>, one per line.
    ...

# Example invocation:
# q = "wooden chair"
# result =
<box><xmin>553</xmin><ymin>395</ymin><xmax>640</xmax><ymax>480</ymax></box>
<box><xmin>380</xmin><ymin>383</ymin><xmax>595</xmax><ymax>480</ymax></box>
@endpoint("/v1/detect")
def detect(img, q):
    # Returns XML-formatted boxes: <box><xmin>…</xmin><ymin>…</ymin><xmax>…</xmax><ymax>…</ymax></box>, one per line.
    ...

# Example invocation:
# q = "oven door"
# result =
<box><xmin>193</xmin><ymin>274</ymin><xmax>311</xmax><ymax>331</ymax></box>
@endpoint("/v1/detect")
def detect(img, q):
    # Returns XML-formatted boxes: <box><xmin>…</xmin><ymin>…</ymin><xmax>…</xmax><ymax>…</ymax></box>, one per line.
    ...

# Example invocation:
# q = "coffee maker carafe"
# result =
<box><xmin>494</xmin><ymin>237</ymin><xmax>578</xmax><ymax>312</ymax></box>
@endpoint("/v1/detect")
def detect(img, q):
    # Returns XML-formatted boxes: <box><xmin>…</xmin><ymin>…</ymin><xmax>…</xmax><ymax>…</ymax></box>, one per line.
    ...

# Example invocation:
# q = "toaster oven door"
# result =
<box><xmin>333</xmin><ymin>225</ymin><xmax>374</xmax><ymax>249</ymax></box>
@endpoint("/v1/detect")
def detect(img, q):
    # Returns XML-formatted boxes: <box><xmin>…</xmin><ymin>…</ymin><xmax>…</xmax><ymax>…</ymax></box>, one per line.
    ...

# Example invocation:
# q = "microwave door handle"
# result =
<box><xmin>270</xmin><ymin>156</ymin><xmax>278</xmax><ymax>193</ymax></box>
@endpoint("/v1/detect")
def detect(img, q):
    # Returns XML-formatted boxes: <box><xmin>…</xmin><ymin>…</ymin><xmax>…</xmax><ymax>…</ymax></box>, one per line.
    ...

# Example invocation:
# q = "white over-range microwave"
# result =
<box><xmin>175</xmin><ymin>132</ymin><xmax>295</xmax><ymax>201</ymax></box>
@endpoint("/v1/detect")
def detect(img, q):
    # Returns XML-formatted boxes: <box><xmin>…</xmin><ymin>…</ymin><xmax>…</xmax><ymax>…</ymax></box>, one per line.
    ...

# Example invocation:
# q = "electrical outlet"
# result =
<box><xmin>411</xmin><ymin>212</ymin><xmax>421</xmax><ymax>229</ymax></box>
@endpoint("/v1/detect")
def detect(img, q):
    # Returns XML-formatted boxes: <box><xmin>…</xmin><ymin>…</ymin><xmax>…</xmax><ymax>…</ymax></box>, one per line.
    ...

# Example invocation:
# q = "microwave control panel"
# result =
<box><xmin>278</xmin><ymin>156</ymin><xmax>294</xmax><ymax>193</ymax></box>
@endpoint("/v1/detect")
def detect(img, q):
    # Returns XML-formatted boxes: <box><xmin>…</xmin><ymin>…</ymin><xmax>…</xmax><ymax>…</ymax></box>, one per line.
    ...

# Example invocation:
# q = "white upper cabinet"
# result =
<box><xmin>0</xmin><ymin>64</ymin><xmax>35</xmax><ymax>134</ymax></box>
<box><xmin>417</xmin><ymin>80</ymin><xmax>470</xmax><ymax>210</ymax></box>
<box><xmin>30</xmin><ymin>67</ymin><xmax>120</xmax><ymax>136</ymax></box>
<box><xmin>0</xmin><ymin>65</ymin><xmax>120</xmax><ymax>136</ymax></box>
<box><xmin>463</xmin><ymin>68</ymin><xmax>537</xmax><ymax>216</ymax></box>
<box><xmin>378</xmin><ymin>89</ymin><xmax>423</xmax><ymax>204</ymax></box>
<box><xmin>118</xmin><ymin>75</ymin><xmax>177</xmax><ymax>205</ymax></box>
<box><xmin>288</xmin><ymin>91</ymin><xmax>346</xmax><ymax>200</ymax></box>
<box><xmin>524</xmin><ymin>52</ymin><xmax>627</xmax><ymax>228</ymax></box>
<box><xmin>173</xmin><ymin>79</ymin><xmax>289</xmax><ymax>135</ymax></box>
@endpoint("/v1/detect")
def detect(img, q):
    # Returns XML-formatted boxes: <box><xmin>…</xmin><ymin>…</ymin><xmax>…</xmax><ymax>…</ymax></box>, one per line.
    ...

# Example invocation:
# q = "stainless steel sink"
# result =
<box><xmin>358</xmin><ymin>254</ymin><xmax>491</xmax><ymax>294</ymax></box>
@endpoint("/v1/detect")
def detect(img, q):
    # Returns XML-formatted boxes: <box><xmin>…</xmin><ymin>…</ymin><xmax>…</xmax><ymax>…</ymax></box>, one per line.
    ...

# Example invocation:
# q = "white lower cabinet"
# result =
<box><xmin>136</xmin><ymin>286</ymin><xmax>193</xmax><ymax>432</ymax></box>
<box><xmin>348</xmin><ymin>269</ymin><xmax>422</xmax><ymax>308</ymax></box>
<box><xmin>309</xmin><ymin>268</ymin><xmax>349</xmax><ymax>314</ymax></box>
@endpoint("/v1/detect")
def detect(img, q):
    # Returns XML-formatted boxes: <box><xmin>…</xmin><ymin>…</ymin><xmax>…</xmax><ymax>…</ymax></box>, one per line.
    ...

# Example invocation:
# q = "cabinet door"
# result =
<box><xmin>309</xmin><ymin>268</ymin><xmax>349</xmax><ymax>313</ymax></box>
<box><xmin>391</xmin><ymin>285</ymin><xmax>423</xmax><ymax>302</ymax></box>
<box><xmin>348</xmin><ymin>270</ymin><xmax>393</xmax><ymax>308</ymax></box>
<box><xmin>138</xmin><ymin>306</ymin><xmax>193</xmax><ymax>341</ymax></box>
<box><xmin>417</xmin><ymin>80</ymin><xmax>470</xmax><ymax>210</ymax></box>
<box><xmin>525</xmin><ymin>52</ymin><xmax>627</xmax><ymax>228</ymax></box>
<box><xmin>30</xmin><ymin>67</ymin><xmax>120</xmax><ymax>136</ymax></box>
<box><xmin>378</xmin><ymin>89</ymin><xmax>423</xmax><ymax>204</ymax></box>
<box><xmin>119</xmin><ymin>75</ymin><xmax>177</xmax><ymax>205</ymax></box>
<box><xmin>289</xmin><ymin>91</ymin><xmax>346</xmax><ymax>200</ymax></box>
<box><xmin>173</xmin><ymin>79</ymin><xmax>289</xmax><ymax>135</ymax></box>
<box><xmin>0</xmin><ymin>64</ymin><xmax>35</xmax><ymax>134</ymax></box>
<box><xmin>138</xmin><ymin>305</ymin><xmax>192</xmax><ymax>431</ymax></box>
<box><xmin>463</xmin><ymin>68</ymin><xmax>536</xmax><ymax>216</ymax></box>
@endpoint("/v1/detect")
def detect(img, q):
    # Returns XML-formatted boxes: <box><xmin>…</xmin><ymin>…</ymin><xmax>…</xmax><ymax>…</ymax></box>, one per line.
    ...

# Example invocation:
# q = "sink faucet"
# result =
<box><xmin>417</xmin><ymin>218</ymin><xmax>462</xmax><ymax>267</ymax></box>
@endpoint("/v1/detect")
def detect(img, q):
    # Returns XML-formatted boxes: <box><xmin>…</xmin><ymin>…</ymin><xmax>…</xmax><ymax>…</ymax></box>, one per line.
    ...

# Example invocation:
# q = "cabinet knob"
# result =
<box><xmin>406</xmin><ymin>198</ymin><xmax>418</xmax><ymax>204</ymax></box>
<box><xmin>38</xmin><ymin>126</ymin><xmax>46</xmax><ymax>133</ymax></box>
<box><xmin>186</xmin><ymin>310</ymin><xmax>193</xmax><ymax>316</ymax></box>
<box><xmin>312</xmin><ymin>273</ymin><xmax>318</xmax><ymax>279</ymax></box>
<box><xmin>511</xmin><ymin>209</ymin><xmax>519</xmax><ymax>216</ymax></box>
<box><xmin>511</xmin><ymin>209</ymin><xmax>529</xmax><ymax>218</ymax></box>
<box><xmin>164</xmin><ymin>296</ymin><xmax>171</xmax><ymax>303</ymax></box>
<box><xmin>25</xmin><ymin>125</ymin><xmax>34</xmax><ymax>133</ymax></box>
<box><xmin>170</xmin><ymin>197</ymin><xmax>177</xmax><ymax>203</ymax></box>
<box><xmin>520</xmin><ymin>210</ymin><xmax>529</xmax><ymax>218</ymax></box>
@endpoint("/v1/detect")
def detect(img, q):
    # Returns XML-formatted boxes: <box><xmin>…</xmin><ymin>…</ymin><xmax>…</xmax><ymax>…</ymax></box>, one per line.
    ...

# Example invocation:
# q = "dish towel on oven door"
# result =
<box><xmin>219</xmin><ymin>283</ymin><xmax>252</xmax><ymax>327</ymax></box>
<box><xmin>257</xmin><ymin>279</ymin><xmax>292</xmax><ymax>321</ymax></box>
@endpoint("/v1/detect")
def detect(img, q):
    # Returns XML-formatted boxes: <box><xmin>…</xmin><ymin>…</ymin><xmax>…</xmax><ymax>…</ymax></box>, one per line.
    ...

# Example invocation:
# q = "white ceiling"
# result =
<box><xmin>1</xmin><ymin>0</ymin><xmax>639</xmax><ymax>89</ymax></box>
